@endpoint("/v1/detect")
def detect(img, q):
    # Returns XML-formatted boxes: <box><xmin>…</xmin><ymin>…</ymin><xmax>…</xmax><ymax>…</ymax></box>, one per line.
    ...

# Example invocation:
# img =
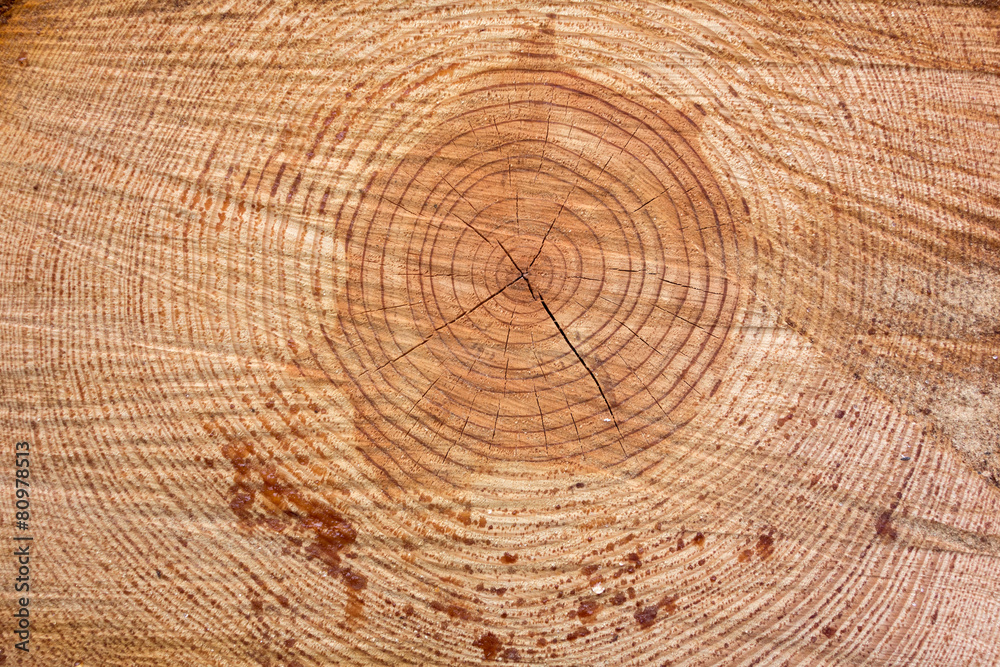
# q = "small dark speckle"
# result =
<box><xmin>900</xmin><ymin>456</ymin><xmax>911</xmax><ymax>461</ymax></box>
<box><xmin>502</xmin><ymin>647</ymin><xmax>521</xmax><ymax>661</ymax></box>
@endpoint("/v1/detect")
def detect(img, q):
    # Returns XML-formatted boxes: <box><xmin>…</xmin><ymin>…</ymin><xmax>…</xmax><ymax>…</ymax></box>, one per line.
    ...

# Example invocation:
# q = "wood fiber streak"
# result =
<box><xmin>0</xmin><ymin>1</ymin><xmax>998</xmax><ymax>665</ymax></box>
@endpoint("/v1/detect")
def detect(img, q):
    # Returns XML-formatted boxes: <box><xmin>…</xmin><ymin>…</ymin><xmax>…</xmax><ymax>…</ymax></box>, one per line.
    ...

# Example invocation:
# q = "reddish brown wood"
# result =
<box><xmin>1</xmin><ymin>1</ymin><xmax>999</xmax><ymax>664</ymax></box>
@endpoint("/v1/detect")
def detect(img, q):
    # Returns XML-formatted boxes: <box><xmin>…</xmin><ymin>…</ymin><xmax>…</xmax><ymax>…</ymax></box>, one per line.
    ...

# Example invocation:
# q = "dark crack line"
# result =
<box><xmin>364</xmin><ymin>276</ymin><xmax>520</xmax><ymax>376</ymax></box>
<box><xmin>531</xmin><ymin>283</ymin><xmax>626</xmax><ymax>455</ymax></box>
<box><xmin>567</xmin><ymin>404</ymin><xmax>583</xmax><ymax>459</ymax></box>
<box><xmin>498</xmin><ymin>239</ymin><xmax>539</xmax><ymax>301</ymax></box>
<box><xmin>676</xmin><ymin>222</ymin><xmax>725</xmax><ymax>233</ymax></box>
<box><xmin>498</xmin><ymin>246</ymin><xmax>626</xmax><ymax>452</ymax></box>
<box><xmin>358</xmin><ymin>300</ymin><xmax>426</xmax><ymax>315</ymax></box>
<box><xmin>525</xmin><ymin>331</ymin><xmax>552</xmax><ymax>456</ymax></box>
<box><xmin>491</xmin><ymin>305</ymin><xmax>517</xmax><ymax>452</ymax></box>
<box><xmin>613</xmin><ymin>317</ymin><xmax>660</xmax><ymax>356</ymax></box>
<box><xmin>516</xmin><ymin>191</ymin><xmax>522</xmax><ymax>237</ymax></box>
<box><xmin>534</xmin><ymin>110</ymin><xmax>552</xmax><ymax>185</ymax></box>
<box><xmin>490</xmin><ymin>357</ymin><xmax>509</xmax><ymax>452</ymax></box>
<box><xmin>595</xmin><ymin>124</ymin><xmax>640</xmax><ymax>184</ymax></box>
<box><xmin>467</xmin><ymin>119</ymin><xmax>482</xmax><ymax>150</ymax></box>
<box><xmin>651</xmin><ymin>302</ymin><xmax>721</xmax><ymax>339</ymax></box>
<box><xmin>571</xmin><ymin>298</ymin><xmax>694</xmax><ymax>362</ymax></box>
<box><xmin>660</xmin><ymin>276</ymin><xmax>723</xmax><ymax>295</ymax></box>
<box><xmin>446</xmin><ymin>392</ymin><xmax>477</xmax><ymax>462</ymax></box>
<box><xmin>441</xmin><ymin>175</ymin><xmax>482</xmax><ymax>216</ymax></box>
<box><xmin>373</xmin><ymin>192</ymin><xmax>421</xmax><ymax>219</ymax></box>
<box><xmin>500</xmin><ymin>247</ymin><xmax>623</xmax><ymax>450</ymax></box>
<box><xmin>498</xmin><ymin>239</ymin><xmax>520</xmax><ymax>271</ymax></box>
<box><xmin>632</xmin><ymin>184</ymin><xmax>696</xmax><ymax>214</ymax></box>
<box><xmin>399</xmin><ymin>272</ymin><xmax>470</xmax><ymax>277</ymax></box>
<box><xmin>612</xmin><ymin>349</ymin><xmax>679</xmax><ymax>427</ymax></box>
<box><xmin>442</xmin><ymin>346</ymin><xmax>487</xmax><ymax>464</ymax></box>
<box><xmin>526</xmin><ymin>182</ymin><xmax>575</xmax><ymax>272</ymax></box>
<box><xmin>410</xmin><ymin>178</ymin><xmax>492</xmax><ymax>245</ymax></box>
<box><xmin>532</xmin><ymin>366</ymin><xmax>549</xmax><ymax>455</ymax></box>
<box><xmin>627</xmin><ymin>155</ymin><xmax>687</xmax><ymax>213</ymax></box>
<box><xmin>403</xmin><ymin>377</ymin><xmax>441</xmax><ymax>440</ymax></box>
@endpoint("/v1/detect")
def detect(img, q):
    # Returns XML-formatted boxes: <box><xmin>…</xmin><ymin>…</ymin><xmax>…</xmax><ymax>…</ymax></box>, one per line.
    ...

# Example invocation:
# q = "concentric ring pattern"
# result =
<box><xmin>333</xmin><ymin>68</ymin><xmax>740</xmax><ymax>476</ymax></box>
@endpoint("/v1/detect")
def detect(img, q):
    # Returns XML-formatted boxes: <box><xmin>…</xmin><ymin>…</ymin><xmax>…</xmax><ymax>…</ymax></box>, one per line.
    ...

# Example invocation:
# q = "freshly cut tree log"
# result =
<box><xmin>1</xmin><ymin>0</ymin><xmax>999</xmax><ymax>665</ymax></box>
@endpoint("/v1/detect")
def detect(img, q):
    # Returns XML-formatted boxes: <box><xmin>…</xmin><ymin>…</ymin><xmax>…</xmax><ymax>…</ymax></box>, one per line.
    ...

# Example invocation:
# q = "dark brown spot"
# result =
<box><xmin>577</xmin><ymin>599</ymin><xmax>601</xmax><ymax>621</ymax></box>
<box><xmin>634</xmin><ymin>605</ymin><xmax>659</xmax><ymax>628</ymax></box>
<box><xmin>755</xmin><ymin>534</ymin><xmax>775</xmax><ymax>559</ymax></box>
<box><xmin>473</xmin><ymin>632</ymin><xmax>503</xmax><ymax>660</ymax></box>
<box><xmin>216</xmin><ymin>425</ymin><xmax>362</xmax><ymax>613</ymax></box>
<box><xmin>342</xmin><ymin>569</ymin><xmax>367</xmax><ymax>591</ymax></box>
<box><xmin>346</xmin><ymin>590</ymin><xmax>364</xmax><ymax>620</ymax></box>
<box><xmin>430</xmin><ymin>600</ymin><xmax>475</xmax><ymax>621</ymax></box>
<box><xmin>500</xmin><ymin>552</ymin><xmax>518</xmax><ymax>564</ymax></box>
<box><xmin>875</xmin><ymin>510</ymin><xmax>898</xmax><ymax>540</ymax></box>
<box><xmin>634</xmin><ymin>595</ymin><xmax>677</xmax><ymax>629</ymax></box>
<box><xmin>229</xmin><ymin>488</ymin><xmax>255</xmax><ymax>518</ymax></box>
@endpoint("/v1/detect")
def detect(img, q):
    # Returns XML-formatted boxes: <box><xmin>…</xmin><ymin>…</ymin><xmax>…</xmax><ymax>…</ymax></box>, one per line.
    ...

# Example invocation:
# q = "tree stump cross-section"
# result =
<box><xmin>0</xmin><ymin>1</ymin><xmax>999</xmax><ymax>665</ymax></box>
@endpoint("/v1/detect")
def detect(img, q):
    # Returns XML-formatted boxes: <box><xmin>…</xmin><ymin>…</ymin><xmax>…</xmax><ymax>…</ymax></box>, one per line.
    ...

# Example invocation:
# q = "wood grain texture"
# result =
<box><xmin>1</xmin><ymin>0</ymin><xmax>999</xmax><ymax>665</ymax></box>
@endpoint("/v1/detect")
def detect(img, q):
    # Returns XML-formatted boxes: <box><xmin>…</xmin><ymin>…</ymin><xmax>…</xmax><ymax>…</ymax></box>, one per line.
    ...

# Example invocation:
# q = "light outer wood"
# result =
<box><xmin>1</xmin><ymin>0</ymin><xmax>999</xmax><ymax>665</ymax></box>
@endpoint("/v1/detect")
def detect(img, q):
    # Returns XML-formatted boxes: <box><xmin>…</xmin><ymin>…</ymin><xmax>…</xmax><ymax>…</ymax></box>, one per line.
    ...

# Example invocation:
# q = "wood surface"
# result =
<box><xmin>1</xmin><ymin>0</ymin><xmax>999</xmax><ymax>665</ymax></box>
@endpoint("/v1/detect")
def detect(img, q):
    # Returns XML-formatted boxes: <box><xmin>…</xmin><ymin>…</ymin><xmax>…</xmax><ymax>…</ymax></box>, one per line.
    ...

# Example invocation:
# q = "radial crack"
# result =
<box><xmin>365</xmin><ymin>276</ymin><xmax>521</xmax><ymax>375</ymax></box>
<box><xmin>526</xmin><ymin>182</ymin><xmax>575</xmax><ymax>272</ymax></box>
<box><xmin>528</xmin><ymin>281</ymin><xmax>626</xmax><ymax>455</ymax></box>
